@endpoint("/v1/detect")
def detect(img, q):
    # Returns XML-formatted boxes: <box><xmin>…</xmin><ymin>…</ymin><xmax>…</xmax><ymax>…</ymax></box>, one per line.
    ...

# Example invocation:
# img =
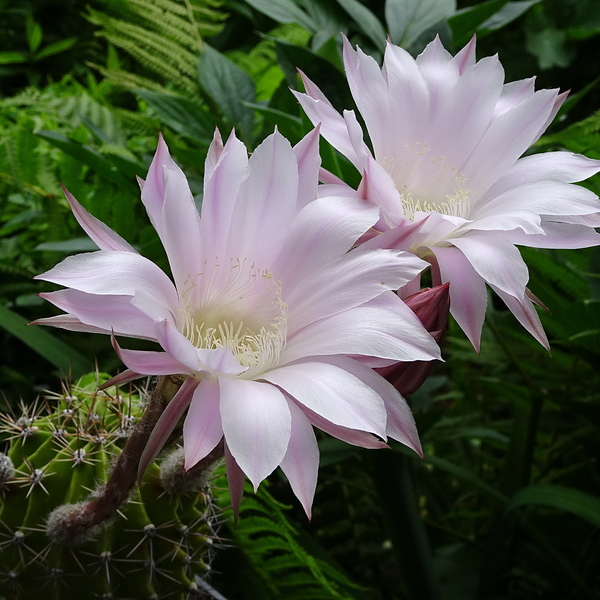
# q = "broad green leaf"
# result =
<box><xmin>479</xmin><ymin>0</ymin><xmax>540</xmax><ymax>32</ymax></box>
<box><xmin>314</xmin><ymin>34</ymin><xmax>345</xmax><ymax>72</ymax></box>
<box><xmin>526</xmin><ymin>28</ymin><xmax>574</xmax><ymax>69</ymax></box>
<box><xmin>0</xmin><ymin>304</ymin><xmax>92</xmax><ymax>377</ymax></box>
<box><xmin>36</xmin><ymin>131</ymin><xmax>133</xmax><ymax>189</ymax></box>
<box><xmin>135</xmin><ymin>89</ymin><xmax>215</xmax><ymax>144</ymax></box>
<box><xmin>507</xmin><ymin>484</ymin><xmax>600</xmax><ymax>528</ymax></box>
<box><xmin>385</xmin><ymin>0</ymin><xmax>456</xmax><ymax>49</ymax></box>
<box><xmin>297</xmin><ymin>0</ymin><xmax>349</xmax><ymax>49</ymax></box>
<box><xmin>448</xmin><ymin>0</ymin><xmax>508</xmax><ymax>47</ymax></box>
<box><xmin>198</xmin><ymin>45</ymin><xmax>256</xmax><ymax>145</ymax></box>
<box><xmin>26</xmin><ymin>15</ymin><xmax>43</xmax><ymax>53</ymax></box>
<box><xmin>0</xmin><ymin>51</ymin><xmax>28</xmax><ymax>64</ymax></box>
<box><xmin>335</xmin><ymin>0</ymin><xmax>386</xmax><ymax>52</ymax></box>
<box><xmin>244</xmin><ymin>0</ymin><xmax>317</xmax><ymax>32</ymax></box>
<box><xmin>275</xmin><ymin>40</ymin><xmax>352</xmax><ymax>111</ymax></box>
<box><xmin>34</xmin><ymin>38</ymin><xmax>77</xmax><ymax>61</ymax></box>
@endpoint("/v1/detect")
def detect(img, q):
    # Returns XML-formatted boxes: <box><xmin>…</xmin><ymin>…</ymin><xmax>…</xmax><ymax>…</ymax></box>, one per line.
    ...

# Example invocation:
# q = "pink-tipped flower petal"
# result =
<box><xmin>61</xmin><ymin>185</ymin><xmax>137</xmax><ymax>253</ymax></box>
<box><xmin>138</xmin><ymin>377</ymin><xmax>198</xmax><ymax>481</ymax></box>
<box><xmin>183</xmin><ymin>379</ymin><xmax>224</xmax><ymax>469</ymax></box>
<box><xmin>279</xmin><ymin>399</ymin><xmax>319</xmax><ymax>519</ymax></box>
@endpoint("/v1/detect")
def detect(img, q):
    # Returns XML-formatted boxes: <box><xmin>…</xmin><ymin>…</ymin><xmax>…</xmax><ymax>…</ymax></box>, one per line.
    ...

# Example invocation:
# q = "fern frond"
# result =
<box><xmin>521</xmin><ymin>247</ymin><xmax>589</xmax><ymax>301</ymax></box>
<box><xmin>0</xmin><ymin>262</ymin><xmax>35</xmax><ymax>278</ymax></box>
<box><xmin>88</xmin><ymin>9</ymin><xmax>199</xmax><ymax>90</ymax></box>
<box><xmin>96</xmin><ymin>0</ymin><xmax>203</xmax><ymax>49</ymax></box>
<box><xmin>536</xmin><ymin>109</ymin><xmax>600</xmax><ymax>158</ymax></box>
<box><xmin>113</xmin><ymin>108</ymin><xmax>160</xmax><ymax>136</ymax></box>
<box><xmin>87</xmin><ymin>0</ymin><xmax>227</xmax><ymax>93</ymax></box>
<box><xmin>228</xmin><ymin>486</ymin><xmax>363</xmax><ymax>600</ymax></box>
<box><xmin>88</xmin><ymin>63</ymin><xmax>167</xmax><ymax>93</ymax></box>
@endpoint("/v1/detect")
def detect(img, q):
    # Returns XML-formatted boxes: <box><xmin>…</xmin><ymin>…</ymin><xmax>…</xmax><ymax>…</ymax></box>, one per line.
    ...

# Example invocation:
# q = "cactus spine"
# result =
<box><xmin>0</xmin><ymin>373</ymin><xmax>220</xmax><ymax>599</ymax></box>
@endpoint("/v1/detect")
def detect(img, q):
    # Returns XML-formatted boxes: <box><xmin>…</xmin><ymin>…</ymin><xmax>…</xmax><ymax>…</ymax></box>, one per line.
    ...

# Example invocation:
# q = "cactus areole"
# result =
<box><xmin>0</xmin><ymin>373</ymin><xmax>219</xmax><ymax>600</ymax></box>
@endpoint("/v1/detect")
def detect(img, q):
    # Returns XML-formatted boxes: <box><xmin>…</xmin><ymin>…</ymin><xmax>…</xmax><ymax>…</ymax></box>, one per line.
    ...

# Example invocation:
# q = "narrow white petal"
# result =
<box><xmin>263</xmin><ymin>360</ymin><xmax>387</xmax><ymax>437</ymax></box>
<box><xmin>293</xmin><ymin>126</ymin><xmax>321</xmax><ymax>208</ymax></box>
<box><xmin>219</xmin><ymin>378</ymin><xmax>291</xmax><ymax>490</ymax></box>
<box><xmin>226</xmin><ymin>131</ymin><xmax>299</xmax><ymax>264</ymax></box>
<box><xmin>490</xmin><ymin>284</ymin><xmax>549</xmax><ymax>350</ymax></box>
<box><xmin>451</xmin><ymin>234</ymin><xmax>529</xmax><ymax>299</ymax></box>
<box><xmin>201</xmin><ymin>130</ymin><xmax>249</xmax><ymax>259</ymax></box>
<box><xmin>273</xmin><ymin>196</ymin><xmax>379</xmax><ymax>292</ymax></box>
<box><xmin>286</xmin><ymin>248</ymin><xmax>427</xmax><ymax>334</ymax></box>
<box><xmin>36</xmin><ymin>251</ymin><xmax>179</xmax><ymax>312</ymax></box>
<box><xmin>183</xmin><ymin>379</ymin><xmax>224</xmax><ymax>469</ymax></box>
<box><xmin>315</xmin><ymin>356</ymin><xmax>422</xmax><ymax>455</ymax></box>
<box><xmin>40</xmin><ymin>289</ymin><xmax>156</xmax><ymax>340</ymax></box>
<box><xmin>279</xmin><ymin>399</ymin><xmax>319</xmax><ymax>519</ymax></box>
<box><xmin>432</xmin><ymin>246</ymin><xmax>488</xmax><ymax>351</ymax></box>
<box><xmin>62</xmin><ymin>186</ymin><xmax>137</xmax><ymax>253</ymax></box>
<box><xmin>282</xmin><ymin>293</ymin><xmax>441</xmax><ymax>364</ymax></box>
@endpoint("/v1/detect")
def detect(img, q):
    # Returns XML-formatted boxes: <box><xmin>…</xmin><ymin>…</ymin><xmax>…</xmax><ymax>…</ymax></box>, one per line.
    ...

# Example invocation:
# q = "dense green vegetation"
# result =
<box><xmin>2</xmin><ymin>0</ymin><xmax>600</xmax><ymax>598</ymax></box>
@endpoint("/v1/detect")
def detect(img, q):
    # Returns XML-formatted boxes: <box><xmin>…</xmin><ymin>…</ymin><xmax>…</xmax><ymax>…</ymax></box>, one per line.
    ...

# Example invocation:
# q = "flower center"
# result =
<box><xmin>383</xmin><ymin>142</ymin><xmax>473</xmax><ymax>221</ymax></box>
<box><xmin>178</xmin><ymin>258</ymin><xmax>287</xmax><ymax>378</ymax></box>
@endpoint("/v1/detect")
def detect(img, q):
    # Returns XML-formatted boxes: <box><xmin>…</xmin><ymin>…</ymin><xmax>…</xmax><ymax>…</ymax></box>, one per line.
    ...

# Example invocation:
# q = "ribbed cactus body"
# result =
<box><xmin>0</xmin><ymin>374</ymin><xmax>217</xmax><ymax>599</ymax></box>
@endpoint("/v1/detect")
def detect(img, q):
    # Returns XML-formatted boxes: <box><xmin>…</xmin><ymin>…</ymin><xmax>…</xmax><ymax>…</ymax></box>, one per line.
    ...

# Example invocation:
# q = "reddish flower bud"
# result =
<box><xmin>376</xmin><ymin>283</ymin><xmax>449</xmax><ymax>396</ymax></box>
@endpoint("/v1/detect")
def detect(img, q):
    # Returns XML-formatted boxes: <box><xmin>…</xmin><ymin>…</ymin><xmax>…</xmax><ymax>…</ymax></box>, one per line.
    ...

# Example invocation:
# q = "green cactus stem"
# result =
<box><xmin>0</xmin><ymin>373</ymin><xmax>222</xmax><ymax>600</ymax></box>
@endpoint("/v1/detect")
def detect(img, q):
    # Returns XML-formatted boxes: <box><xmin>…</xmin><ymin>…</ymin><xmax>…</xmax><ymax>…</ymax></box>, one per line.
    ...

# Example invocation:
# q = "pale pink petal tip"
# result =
<box><xmin>61</xmin><ymin>185</ymin><xmax>137</xmax><ymax>253</ymax></box>
<box><xmin>225</xmin><ymin>442</ymin><xmax>246</xmax><ymax>524</ymax></box>
<box><xmin>138</xmin><ymin>377</ymin><xmax>197</xmax><ymax>483</ymax></box>
<box><xmin>99</xmin><ymin>369</ymin><xmax>144</xmax><ymax>390</ymax></box>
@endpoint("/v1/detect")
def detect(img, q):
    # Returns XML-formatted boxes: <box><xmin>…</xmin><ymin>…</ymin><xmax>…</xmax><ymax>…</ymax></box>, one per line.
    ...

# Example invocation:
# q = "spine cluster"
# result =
<box><xmin>0</xmin><ymin>373</ymin><xmax>221</xmax><ymax>600</ymax></box>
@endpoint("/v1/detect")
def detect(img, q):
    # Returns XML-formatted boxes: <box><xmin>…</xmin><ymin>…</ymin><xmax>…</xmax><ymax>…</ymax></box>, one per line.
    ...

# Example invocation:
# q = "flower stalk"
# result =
<box><xmin>47</xmin><ymin>374</ymin><xmax>184</xmax><ymax>542</ymax></box>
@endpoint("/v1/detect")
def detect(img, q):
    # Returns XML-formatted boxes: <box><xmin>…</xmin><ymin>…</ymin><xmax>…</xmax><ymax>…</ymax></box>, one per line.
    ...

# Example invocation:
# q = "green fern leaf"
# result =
<box><xmin>223</xmin><ymin>486</ymin><xmax>364</xmax><ymax>600</ymax></box>
<box><xmin>86</xmin><ymin>0</ymin><xmax>227</xmax><ymax>92</ymax></box>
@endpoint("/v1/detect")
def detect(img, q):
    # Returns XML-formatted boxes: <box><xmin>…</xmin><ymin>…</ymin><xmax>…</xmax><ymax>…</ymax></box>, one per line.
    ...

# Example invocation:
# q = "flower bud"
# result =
<box><xmin>376</xmin><ymin>284</ymin><xmax>449</xmax><ymax>396</ymax></box>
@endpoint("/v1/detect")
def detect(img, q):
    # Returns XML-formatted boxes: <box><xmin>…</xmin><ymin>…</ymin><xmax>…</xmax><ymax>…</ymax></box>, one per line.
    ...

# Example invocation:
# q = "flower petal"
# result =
<box><xmin>282</xmin><ymin>293</ymin><xmax>441</xmax><ymax>364</ymax></box>
<box><xmin>504</xmin><ymin>221</ymin><xmax>600</xmax><ymax>249</ymax></box>
<box><xmin>303</xmin><ymin>406</ymin><xmax>388</xmax><ymax>449</ymax></box>
<box><xmin>31</xmin><ymin>314</ymin><xmax>114</xmax><ymax>335</ymax></box>
<box><xmin>358</xmin><ymin>156</ymin><xmax>404</xmax><ymax>219</ymax></box>
<box><xmin>201</xmin><ymin>129</ymin><xmax>249</xmax><ymax>259</ymax></box>
<box><xmin>183</xmin><ymin>378</ymin><xmax>224</xmax><ymax>469</ymax></box>
<box><xmin>490</xmin><ymin>284</ymin><xmax>549</xmax><ymax>350</ymax></box>
<box><xmin>154</xmin><ymin>319</ymin><xmax>204</xmax><ymax>373</ymax></box>
<box><xmin>286</xmin><ymin>248</ymin><xmax>428</xmax><ymax>334</ymax></box>
<box><xmin>279</xmin><ymin>399</ymin><xmax>319</xmax><ymax>519</ymax></box>
<box><xmin>158</xmin><ymin>161</ymin><xmax>204</xmax><ymax>292</ymax></box>
<box><xmin>111</xmin><ymin>333</ymin><xmax>192</xmax><ymax>376</ymax></box>
<box><xmin>463</xmin><ymin>88</ymin><xmax>559</xmax><ymax>195</ymax></box>
<box><xmin>293</xmin><ymin>72</ymin><xmax>365</xmax><ymax>169</ymax></box>
<box><xmin>219</xmin><ymin>378</ymin><xmax>291</xmax><ymax>490</ymax></box>
<box><xmin>451</xmin><ymin>234</ymin><xmax>529</xmax><ymax>300</ymax></box>
<box><xmin>35</xmin><ymin>251</ymin><xmax>179</xmax><ymax>312</ymax></box>
<box><xmin>343</xmin><ymin>36</ymin><xmax>392</xmax><ymax>163</ymax></box>
<box><xmin>293</xmin><ymin>126</ymin><xmax>322</xmax><ymax>208</ymax></box>
<box><xmin>316</xmin><ymin>356</ymin><xmax>422</xmax><ymax>456</ymax></box>
<box><xmin>273</xmin><ymin>196</ymin><xmax>379</xmax><ymax>292</ymax></box>
<box><xmin>40</xmin><ymin>289</ymin><xmax>157</xmax><ymax>340</ymax></box>
<box><xmin>263</xmin><ymin>360</ymin><xmax>387</xmax><ymax>437</ymax></box>
<box><xmin>62</xmin><ymin>185</ymin><xmax>137</xmax><ymax>253</ymax></box>
<box><xmin>138</xmin><ymin>377</ymin><xmax>198</xmax><ymax>481</ymax></box>
<box><xmin>432</xmin><ymin>245</ymin><xmax>488</xmax><ymax>351</ymax></box>
<box><xmin>140</xmin><ymin>133</ymin><xmax>187</xmax><ymax>231</ymax></box>
<box><xmin>226</xmin><ymin>130</ymin><xmax>299</xmax><ymax>264</ymax></box>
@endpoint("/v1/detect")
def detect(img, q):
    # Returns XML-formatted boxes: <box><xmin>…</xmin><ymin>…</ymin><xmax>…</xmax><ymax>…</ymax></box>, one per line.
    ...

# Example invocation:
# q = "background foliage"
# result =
<box><xmin>1</xmin><ymin>0</ymin><xmax>600</xmax><ymax>598</ymax></box>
